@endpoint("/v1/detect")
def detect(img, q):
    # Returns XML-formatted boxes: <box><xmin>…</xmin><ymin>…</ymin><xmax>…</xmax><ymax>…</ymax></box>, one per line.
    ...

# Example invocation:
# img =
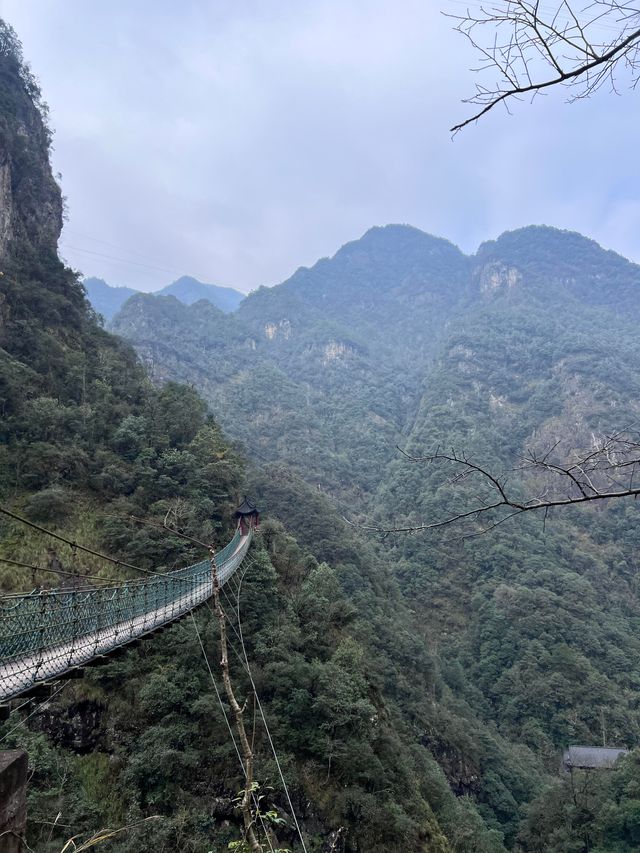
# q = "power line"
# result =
<box><xmin>60</xmin><ymin>243</ymin><xmax>190</xmax><ymax>278</ymax></box>
<box><xmin>60</xmin><ymin>238</ymin><xmax>229</xmax><ymax>289</ymax></box>
<box><xmin>62</xmin><ymin>229</ymin><xmax>223</xmax><ymax>284</ymax></box>
<box><xmin>61</xmin><ymin>230</ymin><xmax>250</xmax><ymax>296</ymax></box>
<box><xmin>63</xmin><ymin>229</ymin><xmax>181</xmax><ymax>264</ymax></box>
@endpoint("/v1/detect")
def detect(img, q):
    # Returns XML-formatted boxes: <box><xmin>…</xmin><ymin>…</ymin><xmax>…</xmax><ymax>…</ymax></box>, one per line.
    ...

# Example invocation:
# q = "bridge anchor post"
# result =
<box><xmin>0</xmin><ymin>750</ymin><xmax>27</xmax><ymax>852</ymax></box>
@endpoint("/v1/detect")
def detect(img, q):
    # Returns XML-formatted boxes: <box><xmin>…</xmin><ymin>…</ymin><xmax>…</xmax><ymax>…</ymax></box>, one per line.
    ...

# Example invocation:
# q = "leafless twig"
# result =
<box><xmin>449</xmin><ymin>1</ymin><xmax>640</xmax><ymax>132</ymax></box>
<box><xmin>351</xmin><ymin>428</ymin><xmax>640</xmax><ymax>535</ymax></box>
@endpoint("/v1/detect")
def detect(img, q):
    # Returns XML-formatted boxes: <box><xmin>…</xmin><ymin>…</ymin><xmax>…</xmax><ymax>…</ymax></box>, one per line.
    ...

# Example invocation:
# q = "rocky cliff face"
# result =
<box><xmin>0</xmin><ymin>24</ymin><xmax>62</xmax><ymax>261</ymax></box>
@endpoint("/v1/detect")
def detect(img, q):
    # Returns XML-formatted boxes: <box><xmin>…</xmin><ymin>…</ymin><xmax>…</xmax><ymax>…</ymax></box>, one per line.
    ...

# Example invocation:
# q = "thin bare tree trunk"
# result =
<box><xmin>210</xmin><ymin>551</ymin><xmax>263</xmax><ymax>853</ymax></box>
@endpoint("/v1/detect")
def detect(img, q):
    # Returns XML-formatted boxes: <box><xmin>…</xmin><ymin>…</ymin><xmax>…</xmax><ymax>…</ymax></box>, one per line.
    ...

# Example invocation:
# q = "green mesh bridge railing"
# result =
<box><xmin>0</xmin><ymin>529</ymin><xmax>252</xmax><ymax>702</ymax></box>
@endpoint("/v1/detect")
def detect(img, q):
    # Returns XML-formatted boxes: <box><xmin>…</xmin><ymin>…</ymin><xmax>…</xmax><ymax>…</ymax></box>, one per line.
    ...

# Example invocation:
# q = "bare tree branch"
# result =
<box><xmin>351</xmin><ymin>428</ymin><xmax>640</xmax><ymax>535</ymax></box>
<box><xmin>450</xmin><ymin>0</ymin><xmax>640</xmax><ymax>132</ymax></box>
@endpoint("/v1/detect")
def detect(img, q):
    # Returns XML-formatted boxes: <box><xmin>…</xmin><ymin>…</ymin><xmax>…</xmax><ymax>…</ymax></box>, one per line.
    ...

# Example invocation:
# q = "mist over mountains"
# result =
<box><xmin>111</xmin><ymin>221</ymin><xmax>640</xmax><ymax>847</ymax></box>
<box><xmin>111</xmin><ymin>222</ymin><xmax>640</xmax><ymax>499</ymax></box>
<box><xmin>84</xmin><ymin>274</ymin><xmax>244</xmax><ymax>321</ymax></box>
<box><xmin>4</xmin><ymin>12</ymin><xmax>640</xmax><ymax>850</ymax></box>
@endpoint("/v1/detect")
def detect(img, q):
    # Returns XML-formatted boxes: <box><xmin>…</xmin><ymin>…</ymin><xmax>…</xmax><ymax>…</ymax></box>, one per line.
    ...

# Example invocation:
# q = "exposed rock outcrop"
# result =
<box><xmin>0</xmin><ymin>26</ymin><xmax>63</xmax><ymax>262</ymax></box>
<box><xmin>32</xmin><ymin>699</ymin><xmax>106</xmax><ymax>754</ymax></box>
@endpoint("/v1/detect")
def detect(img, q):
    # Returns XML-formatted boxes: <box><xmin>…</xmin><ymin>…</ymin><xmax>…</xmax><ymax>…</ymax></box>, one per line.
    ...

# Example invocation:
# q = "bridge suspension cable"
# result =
<box><xmin>0</xmin><ymin>528</ymin><xmax>252</xmax><ymax>702</ymax></box>
<box><xmin>0</xmin><ymin>556</ymin><xmax>116</xmax><ymax>588</ymax></box>
<box><xmin>0</xmin><ymin>505</ymin><xmax>167</xmax><ymax>579</ymax></box>
<box><xmin>222</xmin><ymin>557</ymin><xmax>309</xmax><ymax>853</ymax></box>
<box><xmin>0</xmin><ymin>505</ymin><xmax>224</xmax><ymax>590</ymax></box>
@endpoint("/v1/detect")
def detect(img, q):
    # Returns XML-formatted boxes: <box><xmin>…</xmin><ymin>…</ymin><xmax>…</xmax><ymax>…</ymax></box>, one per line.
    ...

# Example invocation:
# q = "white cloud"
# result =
<box><xmin>2</xmin><ymin>0</ymin><xmax>638</xmax><ymax>291</ymax></box>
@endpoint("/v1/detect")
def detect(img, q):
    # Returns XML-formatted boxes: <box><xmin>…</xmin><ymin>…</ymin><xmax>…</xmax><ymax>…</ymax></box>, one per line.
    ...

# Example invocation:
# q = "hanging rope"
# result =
<box><xmin>190</xmin><ymin>611</ymin><xmax>276</xmax><ymax>853</ymax></box>
<box><xmin>212</xmin><ymin>556</ymin><xmax>309</xmax><ymax>853</ymax></box>
<box><xmin>233</xmin><ymin>558</ymin><xmax>309</xmax><ymax>853</ymax></box>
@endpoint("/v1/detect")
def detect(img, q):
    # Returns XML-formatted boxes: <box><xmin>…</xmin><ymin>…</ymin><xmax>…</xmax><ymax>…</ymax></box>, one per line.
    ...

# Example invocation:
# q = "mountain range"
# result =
<box><xmin>111</xmin><ymin>222</ymin><xmax>640</xmax><ymax>500</ymax></box>
<box><xmin>111</xmin><ymin>221</ymin><xmax>640</xmax><ymax>850</ymax></box>
<box><xmin>83</xmin><ymin>274</ymin><xmax>244</xmax><ymax>321</ymax></box>
<box><xmin>3</xmin><ymin>16</ymin><xmax>640</xmax><ymax>852</ymax></box>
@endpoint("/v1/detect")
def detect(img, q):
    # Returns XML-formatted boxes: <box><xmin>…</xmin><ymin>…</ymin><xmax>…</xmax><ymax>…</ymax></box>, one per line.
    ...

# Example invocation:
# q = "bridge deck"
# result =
<box><xmin>0</xmin><ymin>532</ymin><xmax>250</xmax><ymax>702</ymax></box>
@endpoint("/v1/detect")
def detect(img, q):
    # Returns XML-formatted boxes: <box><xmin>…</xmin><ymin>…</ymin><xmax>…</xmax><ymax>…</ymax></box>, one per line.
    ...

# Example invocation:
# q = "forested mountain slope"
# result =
<box><xmin>0</xmin><ymin>20</ymin><xmax>560</xmax><ymax>853</ymax></box>
<box><xmin>112</xmin><ymin>221</ymin><xmax>640</xmax><ymax>504</ymax></box>
<box><xmin>112</xmin><ymin>226</ymin><xmax>474</xmax><ymax>497</ymax></box>
<box><xmin>378</xmin><ymin>241</ymin><xmax>640</xmax><ymax>743</ymax></box>
<box><xmin>114</xmin><ymin>219</ymin><xmax>640</xmax><ymax>847</ymax></box>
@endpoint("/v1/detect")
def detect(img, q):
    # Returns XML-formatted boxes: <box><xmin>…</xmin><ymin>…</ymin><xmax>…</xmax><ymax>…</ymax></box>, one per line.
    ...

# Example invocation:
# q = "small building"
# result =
<box><xmin>236</xmin><ymin>497</ymin><xmax>260</xmax><ymax>535</ymax></box>
<box><xmin>562</xmin><ymin>745</ymin><xmax>628</xmax><ymax>772</ymax></box>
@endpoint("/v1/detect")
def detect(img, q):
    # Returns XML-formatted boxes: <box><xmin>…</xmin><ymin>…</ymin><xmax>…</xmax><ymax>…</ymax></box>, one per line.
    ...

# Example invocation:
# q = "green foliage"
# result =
<box><xmin>5</xmin><ymin>26</ymin><xmax>640</xmax><ymax>848</ymax></box>
<box><xmin>519</xmin><ymin>752</ymin><xmax>640</xmax><ymax>852</ymax></box>
<box><xmin>113</xmin><ymin>220</ymin><xmax>640</xmax><ymax>851</ymax></box>
<box><xmin>24</xmin><ymin>486</ymin><xmax>74</xmax><ymax>523</ymax></box>
<box><xmin>227</xmin><ymin>782</ymin><xmax>290</xmax><ymax>853</ymax></box>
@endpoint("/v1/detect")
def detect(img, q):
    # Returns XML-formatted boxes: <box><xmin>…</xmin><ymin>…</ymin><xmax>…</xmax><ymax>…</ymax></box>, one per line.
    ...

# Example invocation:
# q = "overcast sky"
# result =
<box><xmin>1</xmin><ymin>0</ymin><xmax>638</xmax><ymax>293</ymax></box>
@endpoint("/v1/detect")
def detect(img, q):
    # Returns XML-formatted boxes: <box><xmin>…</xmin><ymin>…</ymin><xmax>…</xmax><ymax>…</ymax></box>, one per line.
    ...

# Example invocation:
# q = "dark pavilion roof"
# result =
<box><xmin>562</xmin><ymin>746</ymin><xmax>628</xmax><ymax>770</ymax></box>
<box><xmin>236</xmin><ymin>496</ymin><xmax>259</xmax><ymax>517</ymax></box>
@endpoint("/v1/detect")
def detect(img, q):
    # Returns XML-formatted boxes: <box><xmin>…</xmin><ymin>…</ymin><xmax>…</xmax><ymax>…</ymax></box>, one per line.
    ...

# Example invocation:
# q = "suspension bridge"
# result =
<box><xmin>0</xmin><ymin>519</ymin><xmax>254</xmax><ymax>704</ymax></box>
<box><xmin>0</xmin><ymin>499</ymin><xmax>312</xmax><ymax>852</ymax></box>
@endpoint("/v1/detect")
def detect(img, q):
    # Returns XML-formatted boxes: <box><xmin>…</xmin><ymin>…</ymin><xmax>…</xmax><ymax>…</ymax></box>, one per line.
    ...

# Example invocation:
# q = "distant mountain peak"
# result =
<box><xmin>343</xmin><ymin>223</ymin><xmax>464</xmax><ymax>256</ymax></box>
<box><xmin>158</xmin><ymin>276</ymin><xmax>244</xmax><ymax>312</ymax></box>
<box><xmin>473</xmin><ymin>224</ymin><xmax>640</xmax><ymax>306</ymax></box>
<box><xmin>361</xmin><ymin>223</ymin><xmax>430</xmax><ymax>239</ymax></box>
<box><xmin>476</xmin><ymin>224</ymin><xmax>609</xmax><ymax>259</ymax></box>
<box><xmin>83</xmin><ymin>277</ymin><xmax>138</xmax><ymax>322</ymax></box>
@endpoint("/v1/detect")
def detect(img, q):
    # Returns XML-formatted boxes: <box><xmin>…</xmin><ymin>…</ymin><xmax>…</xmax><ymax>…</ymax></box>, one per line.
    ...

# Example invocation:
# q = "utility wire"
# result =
<box><xmin>64</xmin><ymin>229</ymin><xmax>182</xmax><ymax>264</ymax></box>
<box><xmin>61</xmin><ymin>230</ymin><xmax>248</xmax><ymax>294</ymax></box>
<box><xmin>60</xmin><ymin>244</ymin><xmax>191</xmax><ymax>278</ymax></box>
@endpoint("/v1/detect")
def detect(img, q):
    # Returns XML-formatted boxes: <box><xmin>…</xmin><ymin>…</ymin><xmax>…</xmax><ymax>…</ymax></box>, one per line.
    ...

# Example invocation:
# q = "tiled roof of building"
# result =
<box><xmin>236</xmin><ymin>496</ymin><xmax>259</xmax><ymax>516</ymax></box>
<box><xmin>563</xmin><ymin>746</ymin><xmax>628</xmax><ymax>770</ymax></box>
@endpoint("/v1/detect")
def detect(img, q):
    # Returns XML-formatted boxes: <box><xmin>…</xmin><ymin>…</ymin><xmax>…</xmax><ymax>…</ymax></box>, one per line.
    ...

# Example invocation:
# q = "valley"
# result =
<box><xmin>2</xmin><ymin>13</ymin><xmax>640</xmax><ymax>853</ymax></box>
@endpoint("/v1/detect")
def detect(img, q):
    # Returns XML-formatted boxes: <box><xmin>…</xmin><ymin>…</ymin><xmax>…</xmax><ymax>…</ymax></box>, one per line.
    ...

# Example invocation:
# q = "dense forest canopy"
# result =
<box><xmin>112</xmin><ymin>219</ymin><xmax>640</xmax><ymax>850</ymax></box>
<box><xmin>2</xmin><ymin>14</ymin><xmax>640</xmax><ymax>853</ymax></box>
